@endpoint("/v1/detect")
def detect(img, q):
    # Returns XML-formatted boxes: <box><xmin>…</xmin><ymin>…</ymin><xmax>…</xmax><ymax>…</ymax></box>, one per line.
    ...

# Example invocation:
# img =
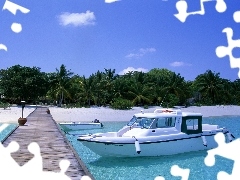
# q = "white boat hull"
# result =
<box><xmin>77</xmin><ymin>108</ymin><xmax>234</xmax><ymax>157</ymax></box>
<box><xmin>59</xmin><ymin>122</ymin><xmax>103</xmax><ymax>130</ymax></box>
<box><xmin>78</xmin><ymin>131</ymin><xmax>228</xmax><ymax>157</ymax></box>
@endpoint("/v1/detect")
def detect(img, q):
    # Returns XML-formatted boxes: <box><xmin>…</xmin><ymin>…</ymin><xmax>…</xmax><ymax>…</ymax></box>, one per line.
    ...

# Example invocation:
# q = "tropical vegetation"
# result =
<box><xmin>0</xmin><ymin>64</ymin><xmax>240</xmax><ymax>109</ymax></box>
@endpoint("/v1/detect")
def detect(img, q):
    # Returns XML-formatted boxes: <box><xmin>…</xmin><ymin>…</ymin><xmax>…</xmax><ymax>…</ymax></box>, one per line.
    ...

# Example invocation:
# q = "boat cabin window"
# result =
<box><xmin>156</xmin><ymin>117</ymin><xmax>176</xmax><ymax>128</ymax></box>
<box><xmin>181</xmin><ymin>116</ymin><xmax>202</xmax><ymax>134</ymax></box>
<box><xmin>186</xmin><ymin>119</ymin><xmax>199</xmax><ymax>130</ymax></box>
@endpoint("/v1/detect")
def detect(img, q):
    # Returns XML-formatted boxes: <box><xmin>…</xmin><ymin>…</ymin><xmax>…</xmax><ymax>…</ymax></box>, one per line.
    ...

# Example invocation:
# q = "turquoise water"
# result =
<box><xmin>0</xmin><ymin>123</ymin><xmax>18</xmax><ymax>142</ymax></box>
<box><xmin>61</xmin><ymin>116</ymin><xmax>240</xmax><ymax>180</ymax></box>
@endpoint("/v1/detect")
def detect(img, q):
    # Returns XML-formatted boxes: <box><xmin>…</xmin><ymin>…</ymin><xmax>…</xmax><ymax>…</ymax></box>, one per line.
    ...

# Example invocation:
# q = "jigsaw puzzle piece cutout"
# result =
<box><xmin>14</xmin><ymin>142</ymin><xmax>42</xmax><ymax>179</ymax></box>
<box><xmin>174</xmin><ymin>0</ymin><xmax>227</xmax><ymax>23</ymax></box>
<box><xmin>171</xmin><ymin>165</ymin><xmax>190</xmax><ymax>180</ymax></box>
<box><xmin>154</xmin><ymin>176</ymin><xmax>165</xmax><ymax>180</ymax></box>
<box><xmin>81</xmin><ymin>176</ymin><xmax>92</xmax><ymax>180</ymax></box>
<box><xmin>37</xmin><ymin>159</ymin><xmax>71</xmax><ymax>180</ymax></box>
<box><xmin>59</xmin><ymin>159</ymin><xmax>70</xmax><ymax>174</ymax></box>
<box><xmin>233</xmin><ymin>11</ymin><xmax>240</xmax><ymax>23</ymax></box>
<box><xmin>154</xmin><ymin>164</ymin><xmax>190</xmax><ymax>180</ymax></box>
<box><xmin>0</xmin><ymin>44</ymin><xmax>7</xmax><ymax>51</ymax></box>
<box><xmin>40</xmin><ymin>171</ymin><xmax>71</xmax><ymax>180</ymax></box>
<box><xmin>215</xmin><ymin>27</ymin><xmax>240</xmax><ymax>78</ymax></box>
<box><xmin>0</xmin><ymin>141</ymin><xmax>74</xmax><ymax>179</ymax></box>
<box><xmin>174</xmin><ymin>0</ymin><xmax>188</xmax><ymax>23</ymax></box>
<box><xmin>0</xmin><ymin>141</ymin><xmax>21</xmax><ymax>178</ymax></box>
<box><xmin>215</xmin><ymin>0</ymin><xmax>227</xmax><ymax>13</ymax></box>
<box><xmin>204</xmin><ymin>133</ymin><xmax>240</xmax><ymax>179</ymax></box>
<box><xmin>21</xmin><ymin>142</ymin><xmax>42</xmax><ymax>173</ymax></box>
<box><xmin>205</xmin><ymin>132</ymin><xmax>240</xmax><ymax>165</ymax></box>
<box><xmin>217</xmin><ymin>171</ymin><xmax>234</xmax><ymax>180</ymax></box>
<box><xmin>2</xmin><ymin>0</ymin><xmax>30</xmax><ymax>15</ymax></box>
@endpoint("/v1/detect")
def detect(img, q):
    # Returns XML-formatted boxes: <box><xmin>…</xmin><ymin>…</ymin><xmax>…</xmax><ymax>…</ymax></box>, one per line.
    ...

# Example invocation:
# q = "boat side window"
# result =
<box><xmin>156</xmin><ymin>117</ymin><xmax>176</xmax><ymax>128</ymax></box>
<box><xmin>186</xmin><ymin>119</ymin><xmax>199</xmax><ymax>130</ymax></box>
<box><xmin>142</xmin><ymin>118</ymin><xmax>155</xmax><ymax>129</ymax></box>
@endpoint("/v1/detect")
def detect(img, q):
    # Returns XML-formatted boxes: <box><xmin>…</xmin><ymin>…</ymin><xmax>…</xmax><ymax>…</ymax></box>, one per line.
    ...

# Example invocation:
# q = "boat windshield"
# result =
<box><xmin>127</xmin><ymin>116</ymin><xmax>142</xmax><ymax>126</ymax></box>
<box><xmin>127</xmin><ymin>117</ymin><xmax>176</xmax><ymax>129</ymax></box>
<box><xmin>127</xmin><ymin>117</ymin><xmax>155</xmax><ymax>129</ymax></box>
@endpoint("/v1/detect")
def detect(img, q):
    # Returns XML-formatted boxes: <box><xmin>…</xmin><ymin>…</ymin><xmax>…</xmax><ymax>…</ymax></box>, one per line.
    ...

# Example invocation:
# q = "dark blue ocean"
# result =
<box><xmin>61</xmin><ymin>116</ymin><xmax>240</xmax><ymax>180</ymax></box>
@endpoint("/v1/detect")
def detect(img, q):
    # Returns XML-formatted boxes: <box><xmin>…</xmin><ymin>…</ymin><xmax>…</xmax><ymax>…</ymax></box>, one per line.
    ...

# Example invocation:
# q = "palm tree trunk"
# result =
<box><xmin>59</xmin><ymin>91</ymin><xmax>63</xmax><ymax>107</ymax></box>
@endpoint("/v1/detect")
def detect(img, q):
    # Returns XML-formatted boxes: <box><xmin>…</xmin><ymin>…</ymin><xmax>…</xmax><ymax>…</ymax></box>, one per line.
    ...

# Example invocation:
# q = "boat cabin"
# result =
<box><xmin>129</xmin><ymin>108</ymin><xmax>203</xmax><ymax>134</ymax></box>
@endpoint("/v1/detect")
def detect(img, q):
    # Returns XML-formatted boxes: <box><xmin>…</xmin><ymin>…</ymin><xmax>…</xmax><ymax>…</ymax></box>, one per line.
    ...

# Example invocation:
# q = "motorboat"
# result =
<box><xmin>77</xmin><ymin>108</ymin><xmax>234</xmax><ymax>157</ymax></box>
<box><xmin>59</xmin><ymin>119</ymin><xmax>103</xmax><ymax>131</ymax></box>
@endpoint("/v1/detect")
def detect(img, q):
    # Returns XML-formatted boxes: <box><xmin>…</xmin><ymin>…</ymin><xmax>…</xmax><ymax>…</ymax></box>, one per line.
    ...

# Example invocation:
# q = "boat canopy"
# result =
<box><xmin>128</xmin><ymin>108</ymin><xmax>203</xmax><ymax>134</ymax></box>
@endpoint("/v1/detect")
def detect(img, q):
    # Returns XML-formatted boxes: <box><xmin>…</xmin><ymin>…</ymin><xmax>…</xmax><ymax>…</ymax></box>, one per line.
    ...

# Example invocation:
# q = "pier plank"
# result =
<box><xmin>3</xmin><ymin>107</ymin><xmax>94</xmax><ymax>180</ymax></box>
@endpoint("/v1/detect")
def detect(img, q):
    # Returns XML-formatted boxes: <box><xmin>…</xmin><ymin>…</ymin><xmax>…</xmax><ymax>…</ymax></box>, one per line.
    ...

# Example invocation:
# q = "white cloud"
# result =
<box><xmin>105</xmin><ymin>0</ymin><xmax>120</xmax><ymax>3</ymax></box>
<box><xmin>125</xmin><ymin>48</ymin><xmax>156</xmax><ymax>59</ymax></box>
<box><xmin>58</xmin><ymin>11</ymin><xmax>96</xmax><ymax>27</ymax></box>
<box><xmin>118</xmin><ymin>67</ymin><xmax>149</xmax><ymax>75</ymax></box>
<box><xmin>170</xmin><ymin>61</ymin><xmax>192</xmax><ymax>67</ymax></box>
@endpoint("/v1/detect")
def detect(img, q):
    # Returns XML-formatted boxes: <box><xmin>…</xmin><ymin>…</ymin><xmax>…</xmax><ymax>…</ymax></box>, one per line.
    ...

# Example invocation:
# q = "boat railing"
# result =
<box><xmin>117</xmin><ymin>126</ymin><xmax>131</xmax><ymax>137</ymax></box>
<box><xmin>202</xmin><ymin>124</ymin><xmax>219</xmax><ymax>130</ymax></box>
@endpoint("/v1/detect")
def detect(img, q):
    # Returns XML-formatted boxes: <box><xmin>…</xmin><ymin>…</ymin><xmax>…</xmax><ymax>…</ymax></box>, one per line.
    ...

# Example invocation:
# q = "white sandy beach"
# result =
<box><xmin>0</xmin><ymin>106</ymin><xmax>36</xmax><ymax>123</ymax></box>
<box><xmin>49</xmin><ymin>105</ymin><xmax>240</xmax><ymax>123</ymax></box>
<box><xmin>0</xmin><ymin>105</ymin><xmax>240</xmax><ymax>124</ymax></box>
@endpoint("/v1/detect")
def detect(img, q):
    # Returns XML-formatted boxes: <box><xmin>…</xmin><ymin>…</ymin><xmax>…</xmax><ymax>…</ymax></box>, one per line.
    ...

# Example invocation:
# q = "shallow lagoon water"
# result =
<box><xmin>61</xmin><ymin>116</ymin><xmax>240</xmax><ymax>180</ymax></box>
<box><xmin>0</xmin><ymin>123</ymin><xmax>18</xmax><ymax>142</ymax></box>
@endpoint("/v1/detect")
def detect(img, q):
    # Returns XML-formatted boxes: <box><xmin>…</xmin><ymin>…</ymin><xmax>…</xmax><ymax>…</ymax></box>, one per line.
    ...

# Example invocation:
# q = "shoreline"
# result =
<box><xmin>49</xmin><ymin>105</ymin><xmax>240</xmax><ymax>123</ymax></box>
<box><xmin>0</xmin><ymin>105</ymin><xmax>240</xmax><ymax>124</ymax></box>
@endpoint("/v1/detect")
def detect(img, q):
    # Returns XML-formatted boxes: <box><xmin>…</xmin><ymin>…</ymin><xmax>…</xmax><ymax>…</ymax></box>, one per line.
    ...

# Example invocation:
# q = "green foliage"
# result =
<box><xmin>125</xmin><ymin>71</ymin><xmax>153</xmax><ymax>106</ymax></box>
<box><xmin>0</xmin><ymin>65</ymin><xmax>239</xmax><ymax>107</ymax></box>
<box><xmin>0</xmin><ymin>65</ymin><xmax>49</xmax><ymax>103</ymax></box>
<box><xmin>47</xmin><ymin>64</ymin><xmax>73</xmax><ymax>106</ymax></box>
<box><xmin>144</xmin><ymin>105</ymin><xmax>148</xmax><ymax>109</ymax></box>
<box><xmin>161</xmin><ymin>94</ymin><xmax>179</xmax><ymax>108</ymax></box>
<box><xmin>193</xmin><ymin>70</ymin><xmax>227</xmax><ymax>105</ymax></box>
<box><xmin>0</xmin><ymin>102</ymin><xmax>10</xmax><ymax>109</ymax></box>
<box><xmin>110</xmin><ymin>98</ymin><xmax>133</xmax><ymax>110</ymax></box>
<box><xmin>65</xmin><ymin>102</ymin><xmax>88</xmax><ymax>108</ymax></box>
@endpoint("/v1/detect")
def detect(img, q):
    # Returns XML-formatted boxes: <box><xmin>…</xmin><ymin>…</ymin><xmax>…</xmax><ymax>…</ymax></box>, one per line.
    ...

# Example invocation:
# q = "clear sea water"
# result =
<box><xmin>61</xmin><ymin>116</ymin><xmax>240</xmax><ymax>180</ymax></box>
<box><xmin>0</xmin><ymin>123</ymin><xmax>18</xmax><ymax>142</ymax></box>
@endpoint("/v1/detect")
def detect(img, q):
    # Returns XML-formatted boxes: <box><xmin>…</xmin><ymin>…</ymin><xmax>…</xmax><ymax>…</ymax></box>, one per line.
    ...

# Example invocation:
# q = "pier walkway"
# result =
<box><xmin>3</xmin><ymin>107</ymin><xmax>93</xmax><ymax>180</ymax></box>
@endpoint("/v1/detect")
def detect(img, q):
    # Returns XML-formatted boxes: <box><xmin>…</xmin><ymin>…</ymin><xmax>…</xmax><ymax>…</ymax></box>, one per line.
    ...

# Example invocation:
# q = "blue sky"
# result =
<box><xmin>0</xmin><ymin>0</ymin><xmax>240</xmax><ymax>81</ymax></box>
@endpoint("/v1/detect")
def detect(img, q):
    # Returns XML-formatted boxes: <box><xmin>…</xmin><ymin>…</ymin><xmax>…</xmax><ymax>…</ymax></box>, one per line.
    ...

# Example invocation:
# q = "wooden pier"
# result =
<box><xmin>3</xmin><ymin>107</ymin><xmax>94</xmax><ymax>180</ymax></box>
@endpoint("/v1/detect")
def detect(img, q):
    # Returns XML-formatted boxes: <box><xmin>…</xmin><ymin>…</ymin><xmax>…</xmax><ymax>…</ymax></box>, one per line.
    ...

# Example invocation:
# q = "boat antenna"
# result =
<box><xmin>160</xmin><ymin>90</ymin><xmax>168</xmax><ymax>107</ymax></box>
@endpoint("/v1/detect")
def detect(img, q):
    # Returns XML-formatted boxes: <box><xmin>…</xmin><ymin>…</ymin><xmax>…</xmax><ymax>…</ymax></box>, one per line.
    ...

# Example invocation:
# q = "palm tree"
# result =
<box><xmin>230</xmin><ymin>79</ymin><xmax>240</xmax><ymax>105</ymax></box>
<box><xmin>161</xmin><ymin>73</ymin><xmax>186</xmax><ymax>105</ymax></box>
<box><xmin>80</xmin><ymin>75</ymin><xmax>95</xmax><ymax>106</ymax></box>
<box><xmin>127</xmin><ymin>72</ymin><xmax>153</xmax><ymax>106</ymax></box>
<box><xmin>128</xmin><ymin>83</ymin><xmax>152</xmax><ymax>106</ymax></box>
<box><xmin>194</xmin><ymin>70</ymin><xmax>223</xmax><ymax>104</ymax></box>
<box><xmin>48</xmin><ymin>64</ymin><xmax>73</xmax><ymax>106</ymax></box>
